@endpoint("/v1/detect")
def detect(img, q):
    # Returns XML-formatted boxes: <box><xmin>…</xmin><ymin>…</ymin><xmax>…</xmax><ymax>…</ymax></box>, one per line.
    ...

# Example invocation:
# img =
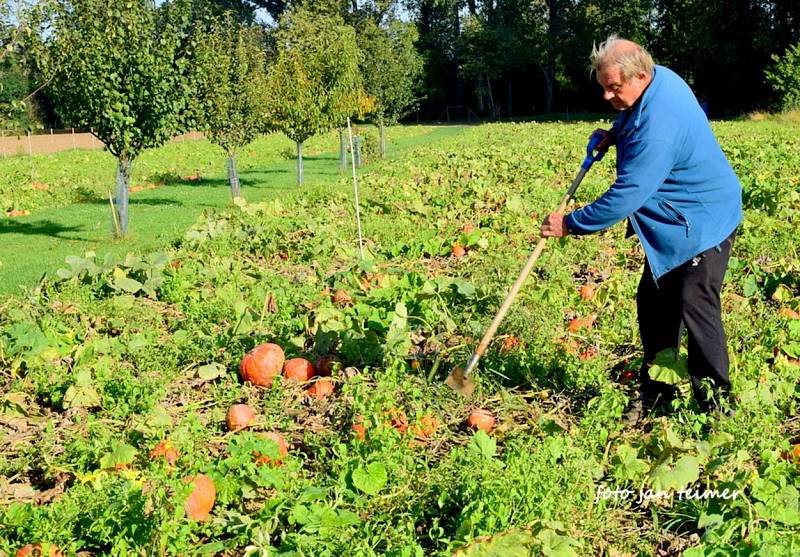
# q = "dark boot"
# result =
<box><xmin>621</xmin><ymin>383</ymin><xmax>680</xmax><ymax>426</ymax></box>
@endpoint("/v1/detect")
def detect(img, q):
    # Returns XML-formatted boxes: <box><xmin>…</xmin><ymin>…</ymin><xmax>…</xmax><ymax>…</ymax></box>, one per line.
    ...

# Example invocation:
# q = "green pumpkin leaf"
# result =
<box><xmin>352</xmin><ymin>462</ymin><xmax>387</xmax><ymax>495</ymax></box>
<box><xmin>197</xmin><ymin>362</ymin><xmax>225</xmax><ymax>380</ymax></box>
<box><xmin>468</xmin><ymin>430</ymin><xmax>497</xmax><ymax>459</ymax></box>
<box><xmin>99</xmin><ymin>442</ymin><xmax>137</xmax><ymax>470</ymax></box>
<box><xmin>648</xmin><ymin>348</ymin><xmax>689</xmax><ymax>384</ymax></box>
<box><xmin>649</xmin><ymin>455</ymin><xmax>700</xmax><ymax>492</ymax></box>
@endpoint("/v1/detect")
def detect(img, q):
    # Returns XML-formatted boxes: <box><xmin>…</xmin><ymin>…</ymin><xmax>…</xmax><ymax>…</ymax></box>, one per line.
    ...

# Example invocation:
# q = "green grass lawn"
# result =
<box><xmin>0</xmin><ymin>125</ymin><xmax>468</xmax><ymax>296</ymax></box>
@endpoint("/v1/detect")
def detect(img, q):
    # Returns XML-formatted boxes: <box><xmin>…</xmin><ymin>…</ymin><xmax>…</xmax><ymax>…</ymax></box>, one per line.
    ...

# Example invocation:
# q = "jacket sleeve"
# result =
<box><xmin>565</xmin><ymin>138</ymin><xmax>676</xmax><ymax>235</ymax></box>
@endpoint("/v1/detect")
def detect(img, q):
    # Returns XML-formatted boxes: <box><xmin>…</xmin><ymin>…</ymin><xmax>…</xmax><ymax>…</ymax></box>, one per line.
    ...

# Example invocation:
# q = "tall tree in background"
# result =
<box><xmin>33</xmin><ymin>0</ymin><xmax>197</xmax><ymax>237</ymax></box>
<box><xmin>407</xmin><ymin>0</ymin><xmax>463</xmax><ymax>119</ymax></box>
<box><xmin>266</xmin><ymin>4</ymin><xmax>363</xmax><ymax>185</ymax></box>
<box><xmin>1</xmin><ymin>1</ymin><xmax>47</xmax><ymax>128</ymax></box>
<box><xmin>459</xmin><ymin>10</ymin><xmax>499</xmax><ymax>117</ymax></box>
<box><xmin>358</xmin><ymin>18</ymin><xmax>423</xmax><ymax>156</ymax></box>
<box><xmin>459</xmin><ymin>0</ymin><xmax>539</xmax><ymax>117</ymax></box>
<box><xmin>192</xmin><ymin>14</ymin><xmax>271</xmax><ymax>198</ymax></box>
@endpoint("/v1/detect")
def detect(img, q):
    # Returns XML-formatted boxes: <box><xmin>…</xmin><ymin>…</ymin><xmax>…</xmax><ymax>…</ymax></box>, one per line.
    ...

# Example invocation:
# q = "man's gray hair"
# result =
<box><xmin>590</xmin><ymin>34</ymin><xmax>654</xmax><ymax>80</ymax></box>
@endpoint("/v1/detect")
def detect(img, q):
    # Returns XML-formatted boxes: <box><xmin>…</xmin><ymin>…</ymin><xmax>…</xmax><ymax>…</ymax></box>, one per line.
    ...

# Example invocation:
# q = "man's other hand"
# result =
<box><xmin>541</xmin><ymin>212</ymin><xmax>569</xmax><ymax>237</ymax></box>
<box><xmin>590</xmin><ymin>128</ymin><xmax>614</xmax><ymax>153</ymax></box>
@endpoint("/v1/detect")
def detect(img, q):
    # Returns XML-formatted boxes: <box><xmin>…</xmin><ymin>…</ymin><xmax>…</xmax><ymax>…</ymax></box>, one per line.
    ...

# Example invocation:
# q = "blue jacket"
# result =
<box><xmin>565</xmin><ymin>65</ymin><xmax>742</xmax><ymax>280</ymax></box>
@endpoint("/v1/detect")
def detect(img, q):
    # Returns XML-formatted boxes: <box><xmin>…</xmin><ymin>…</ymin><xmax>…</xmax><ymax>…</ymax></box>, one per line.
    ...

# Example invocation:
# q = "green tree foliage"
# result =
<box><xmin>358</xmin><ymin>19</ymin><xmax>423</xmax><ymax>156</ymax></box>
<box><xmin>0</xmin><ymin>53</ymin><xmax>40</xmax><ymax>130</ymax></box>
<box><xmin>203</xmin><ymin>0</ymin><xmax>261</xmax><ymax>24</ymax></box>
<box><xmin>765</xmin><ymin>42</ymin><xmax>800</xmax><ymax>111</ymax></box>
<box><xmin>192</xmin><ymin>15</ymin><xmax>271</xmax><ymax>198</ymax></box>
<box><xmin>459</xmin><ymin>0</ymin><xmax>540</xmax><ymax>117</ymax></box>
<box><xmin>1</xmin><ymin>1</ymin><xmax>45</xmax><ymax>129</ymax></box>
<box><xmin>33</xmin><ymin>0</ymin><xmax>197</xmax><ymax>237</ymax></box>
<box><xmin>266</xmin><ymin>4</ymin><xmax>363</xmax><ymax>185</ymax></box>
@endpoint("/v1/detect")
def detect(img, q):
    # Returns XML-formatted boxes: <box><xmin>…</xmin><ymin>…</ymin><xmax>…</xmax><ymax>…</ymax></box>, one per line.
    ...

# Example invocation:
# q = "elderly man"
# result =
<box><xmin>541</xmin><ymin>35</ymin><xmax>741</xmax><ymax>424</ymax></box>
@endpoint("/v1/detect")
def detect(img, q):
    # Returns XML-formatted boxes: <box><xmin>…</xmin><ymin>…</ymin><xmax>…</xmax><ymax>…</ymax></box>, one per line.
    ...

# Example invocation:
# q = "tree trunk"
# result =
<box><xmin>541</xmin><ymin>66</ymin><xmax>555</xmax><ymax>114</ymax></box>
<box><xmin>506</xmin><ymin>79</ymin><xmax>513</xmax><ymax>118</ymax></box>
<box><xmin>475</xmin><ymin>78</ymin><xmax>485</xmax><ymax>115</ymax></box>
<box><xmin>296</xmin><ymin>141</ymin><xmax>304</xmax><ymax>185</ymax></box>
<box><xmin>485</xmin><ymin>75</ymin><xmax>496</xmax><ymax>118</ymax></box>
<box><xmin>545</xmin><ymin>0</ymin><xmax>560</xmax><ymax>114</ymax></box>
<box><xmin>226</xmin><ymin>153</ymin><xmax>241</xmax><ymax>198</ymax></box>
<box><xmin>338</xmin><ymin>128</ymin><xmax>347</xmax><ymax>171</ymax></box>
<box><xmin>545</xmin><ymin>71</ymin><xmax>554</xmax><ymax>114</ymax></box>
<box><xmin>114</xmin><ymin>157</ymin><xmax>132</xmax><ymax>237</ymax></box>
<box><xmin>379</xmin><ymin>119</ymin><xmax>386</xmax><ymax>159</ymax></box>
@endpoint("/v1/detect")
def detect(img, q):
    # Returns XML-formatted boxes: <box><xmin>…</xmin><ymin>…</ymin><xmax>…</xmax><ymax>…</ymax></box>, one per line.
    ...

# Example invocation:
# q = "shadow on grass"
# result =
<box><xmin>0</xmin><ymin>218</ymin><xmax>86</xmax><ymax>239</ymax></box>
<box><xmin>157</xmin><ymin>175</ymin><xmax>294</xmax><ymax>189</ymax></box>
<box><xmin>80</xmin><ymin>196</ymin><xmax>188</xmax><ymax>208</ymax></box>
<box><xmin>128</xmin><ymin>198</ymin><xmax>187</xmax><ymax>207</ymax></box>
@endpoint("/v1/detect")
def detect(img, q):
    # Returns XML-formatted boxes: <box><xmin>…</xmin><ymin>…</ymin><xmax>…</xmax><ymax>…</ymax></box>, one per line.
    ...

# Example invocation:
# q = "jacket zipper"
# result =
<box><xmin>661</xmin><ymin>200</ymin><xmax>691</xmax><ymax>238</ymax></box>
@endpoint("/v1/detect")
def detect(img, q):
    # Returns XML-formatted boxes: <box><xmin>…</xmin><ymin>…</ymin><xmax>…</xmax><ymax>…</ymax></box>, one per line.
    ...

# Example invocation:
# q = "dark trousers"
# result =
<box><xmin>637</xmin><ymin>232</ymin><xmax>735</xmax><ymax>410</ymax></box>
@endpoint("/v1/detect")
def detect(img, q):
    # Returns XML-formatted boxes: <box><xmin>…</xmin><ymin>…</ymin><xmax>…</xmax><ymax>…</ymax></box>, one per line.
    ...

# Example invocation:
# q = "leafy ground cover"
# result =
<box><xmin>1</xmin><ymin>120</ymin><xmax>799</xmax><ymax>556</ymax></box>
<box><xmin>0</xmin><ymin>124</ymin><xmax>461</xmax><ymax>295</ymax></box>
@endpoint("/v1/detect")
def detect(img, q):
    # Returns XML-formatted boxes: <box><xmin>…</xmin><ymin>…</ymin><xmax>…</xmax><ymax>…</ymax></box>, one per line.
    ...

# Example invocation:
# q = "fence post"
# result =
<box><xmin>27</xmin><ymin>131</ymin><xmax>32</xmax><ymax>156</ymax></box>
<box><xmin>71</xmin><ymin>128</ymin><xmax>75</xmax><ymax>150</ymax></box>
<box><xmin>1</xmin><ymin>129</ymin><xmax>5</xmax><ymax>158</ymax></box>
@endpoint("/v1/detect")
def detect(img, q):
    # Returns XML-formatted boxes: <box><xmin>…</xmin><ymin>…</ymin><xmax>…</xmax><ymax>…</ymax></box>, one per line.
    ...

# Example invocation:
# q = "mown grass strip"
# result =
<box><xmin>0</xmin><ymin>125</ymin><xmax>468</xmax><ymax>296</ymax></box>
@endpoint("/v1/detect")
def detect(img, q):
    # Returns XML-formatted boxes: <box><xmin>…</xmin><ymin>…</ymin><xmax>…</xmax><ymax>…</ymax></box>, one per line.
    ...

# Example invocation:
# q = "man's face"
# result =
<box><xmin>597</xmin><ymin>65</ymin><xmax>650</xmax><ymax>110</ymax></box>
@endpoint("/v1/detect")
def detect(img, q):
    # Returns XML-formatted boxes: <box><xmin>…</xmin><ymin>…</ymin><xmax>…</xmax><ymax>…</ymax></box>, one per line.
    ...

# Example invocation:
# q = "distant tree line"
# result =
<box><xmin>239</xmin><ymin>0</ymin><xmax>800</xmax><ymax>118</ymax></box>
<box><xmin>3</xmin><ymin>0</ymin><xmax>799</xmax><ymax>128</ymax></box>
<box><xmin>407</xmin><ymin>0</ymin><xmax>800</xmax><ymax>118</ymax></box>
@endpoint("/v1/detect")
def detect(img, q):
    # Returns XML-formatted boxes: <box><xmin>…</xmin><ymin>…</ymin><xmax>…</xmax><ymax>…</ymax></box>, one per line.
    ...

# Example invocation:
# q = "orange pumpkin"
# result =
<box><xmin>184</xmin><ymin>474</ymin><xmax>216</xmax><ymax>521</ymax></box>
<box><xmin>568</xmin><ymin>314</ymin><xmax>596</xmax><ymax>333</ymax></box>
<box><xmin>501</xmin><ymin>336</ymin><xmax>520</xmax><ymax>353</ymax></box>
<box><xmin>226</xmin><ymin>404</ymin><xmax>256</xmax><ymax>431</ymax></box>
<box><xmin>283</xmin><ymin>358</ymin><xmax>316</xmax><ymax>382</ymax></box>
<box><xmin>411</xmin><ymin>414</ymin><xmax>440</xmax><ymax>438</ymax></box>
<box><xmin>387</xmin><ymin>408</ymin><xmax>409</xmax><ymax>433</ymax></box>
<box><xmin>467</xmin><ymin>409</ymin><xmax>495</xmax><ymax>433</ymax></box>
<box><xmin>351</xmin><ymin>423</ymin><xmax>367</xmax><ymax>441</ymax></box>
<box><xmin>15</xmin><ymin>544</ymin><xmax>64</xmax><ymax>557</ymax></box>
<box><xmin>307</xmin><ymin>378</ymin><xmax>335</xmax><ymax>400</ymax></box>
<box><xmin>240</xmin><ymin>343</ymin><xmax>285</xmax><ymax>387</ymax></box>
<box><xmin>253</xmin><ymin>432</ymin><xmax>289</xmax><ymax>466</ymax></box>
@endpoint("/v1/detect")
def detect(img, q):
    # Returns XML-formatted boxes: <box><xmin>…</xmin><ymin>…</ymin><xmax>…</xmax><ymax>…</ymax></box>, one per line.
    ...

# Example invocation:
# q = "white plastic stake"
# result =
<box><xmin>346</xmin><ymin>117</ymin><xmax>365</xmax><ymax>260</ymax></box>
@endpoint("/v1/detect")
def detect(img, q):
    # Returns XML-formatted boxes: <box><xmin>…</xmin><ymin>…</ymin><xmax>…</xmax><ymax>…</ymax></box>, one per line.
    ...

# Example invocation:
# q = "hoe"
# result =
<box><xmin>446</xmin><ymin>134</ymin><xmax>607</xmax><ymax>396</ymax></box>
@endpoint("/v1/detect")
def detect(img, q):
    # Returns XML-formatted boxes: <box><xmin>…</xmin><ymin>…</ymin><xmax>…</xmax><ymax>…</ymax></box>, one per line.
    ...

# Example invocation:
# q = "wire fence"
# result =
<box><xmin>0</xmin><ymin>129</ymin><xmax>204</xmax><ymax>157</ymax></box>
